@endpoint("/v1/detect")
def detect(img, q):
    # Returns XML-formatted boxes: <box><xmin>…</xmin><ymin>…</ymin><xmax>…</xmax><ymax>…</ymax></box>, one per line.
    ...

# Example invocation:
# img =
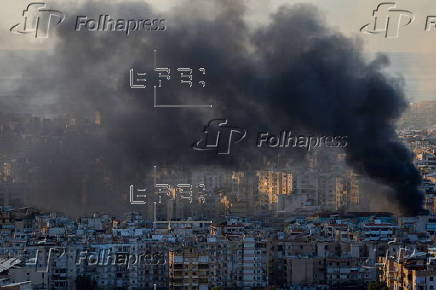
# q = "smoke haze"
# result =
<box><xmin>2</xmin><ymin>0</ymin><xmax>423</xmax><ymax>215</ymax></box>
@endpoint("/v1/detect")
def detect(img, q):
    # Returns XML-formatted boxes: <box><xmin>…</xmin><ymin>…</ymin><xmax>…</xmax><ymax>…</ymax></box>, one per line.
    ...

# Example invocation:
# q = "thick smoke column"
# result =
<box><xmin>12</xmin><ymin>1</ymin><xmax>423</xmax><ymax>215</ymax></box>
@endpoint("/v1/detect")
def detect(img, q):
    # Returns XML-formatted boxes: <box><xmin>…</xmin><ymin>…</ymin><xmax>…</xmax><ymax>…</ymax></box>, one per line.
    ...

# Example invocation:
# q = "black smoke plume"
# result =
<box><xmin>6</xmin><ymin>0</ymin><xmax>423</xmax><ymax>215</ymax></box>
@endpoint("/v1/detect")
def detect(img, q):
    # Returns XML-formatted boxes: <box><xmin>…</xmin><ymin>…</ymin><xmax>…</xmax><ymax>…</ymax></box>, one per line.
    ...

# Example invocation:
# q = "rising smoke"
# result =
<box><xmin>6</xmin><ymin>0</ymin><xmax>423</xmax><ymax>215</ymax></box>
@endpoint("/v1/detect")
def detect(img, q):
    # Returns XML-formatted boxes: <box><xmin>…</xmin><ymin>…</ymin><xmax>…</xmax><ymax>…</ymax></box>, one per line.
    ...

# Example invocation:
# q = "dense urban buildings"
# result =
<box><xmin>0</xmin><ymin>101</ymin><xmax>436</xmax><ymax>289</ymax></box>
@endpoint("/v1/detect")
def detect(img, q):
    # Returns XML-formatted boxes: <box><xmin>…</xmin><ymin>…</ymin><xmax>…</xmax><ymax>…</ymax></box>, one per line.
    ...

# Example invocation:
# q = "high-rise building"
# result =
<box><xmin>257</xmin><ymin>170</ymin><xmax>293</xmax><ymax>209</ymax></box>
<box><xmin>169</xmin><ymin>248</ymin><xmax>210</xmax><ymax>290</ymax></box>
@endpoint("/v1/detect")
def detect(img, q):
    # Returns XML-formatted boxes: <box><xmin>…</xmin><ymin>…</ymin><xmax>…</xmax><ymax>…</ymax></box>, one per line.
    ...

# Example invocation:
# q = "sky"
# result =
<box><xmin>0</xmin><ymin>0</ymin><xmax>428</xmax><ymax>214</ymax></box>
<box><xmin>0</xmin><ymin>0</ymin><xmax>436</xmax><ymax>101</ymax></box>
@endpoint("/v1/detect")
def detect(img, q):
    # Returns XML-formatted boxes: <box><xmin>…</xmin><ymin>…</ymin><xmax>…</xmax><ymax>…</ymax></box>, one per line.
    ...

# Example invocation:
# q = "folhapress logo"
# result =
<box><xmin>360</xmin><ymin>2</ymin><xmax>414</xmax><ymax>39</ymax></box>
<box><xmin>193</xmin><ymin>120</ymin><xmax>349</xmax><ymax>156</ymax></box>
<box><xmin>10</xmin><ymin>2</ymin><xmax>65</xmax><ymax>38</ymax></box>
<box><xmin>192</xmin><ymin>119</ymin><xmax>247</xmax><ymax>155</ymax></box>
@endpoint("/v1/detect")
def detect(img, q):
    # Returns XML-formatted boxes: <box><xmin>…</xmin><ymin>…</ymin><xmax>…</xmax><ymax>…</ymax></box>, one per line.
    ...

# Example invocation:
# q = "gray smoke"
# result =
<box><xmin>6</xmin><ymin>0</ymin><xmax>423</xmax><ymax>215</ymax></box>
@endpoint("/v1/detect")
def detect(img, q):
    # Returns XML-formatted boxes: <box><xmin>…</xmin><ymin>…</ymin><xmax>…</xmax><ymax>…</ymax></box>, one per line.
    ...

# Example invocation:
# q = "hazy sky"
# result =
<box><xmin>0</xmin><ymin>0</ymin><xmax>427</xmax><ymax>214</ymax></box>
<box><xmin>1</xmin><ymin>0</ymin><xmax>436</xmax><ymax>100</ymax></box>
